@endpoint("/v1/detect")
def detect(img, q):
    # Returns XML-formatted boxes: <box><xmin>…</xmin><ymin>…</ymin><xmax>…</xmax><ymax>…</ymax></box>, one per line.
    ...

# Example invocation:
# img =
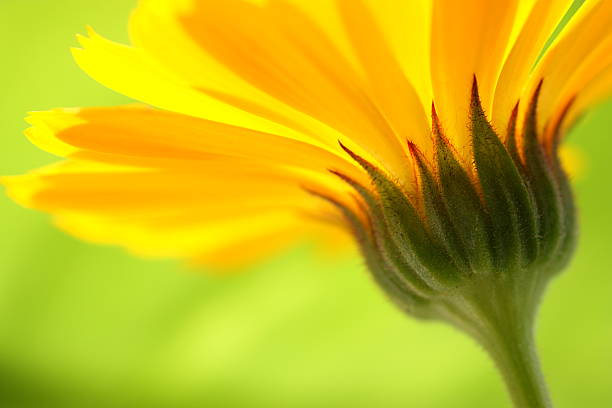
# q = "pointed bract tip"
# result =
<box><xmin>431</xmin><ymin>103</ymin><xmax>442</xmax><ymax>131</ymax></box>
<box><xmin>301</xmin><ymin>184</ymin><xmax>337</xmax><ymax>204</ymax></box>
<box><xmin>338</xmin><ymin>139</ymin><xmax>373</xmax><ymax>171</ymax></box>
<box><xmin>507</xmin><ymin>102</ymin><xmax>520</xmax><ymax>139</ymax></box>
<box><xmin>548</xmin><ymin>95</ymin><xmax>578</xmax><ymax>149</ymax></box>
<box><xmin>406</xmin><ymin>140</ymin><xmax>418</xmax><ymax>154</ymax></box>
<box><xmin>430</xmin><ymin>103</ymin><xmax>449</xmax><ymax>146</ymax></box>
<box><xmin>337</xmin><ymin>139</ymin><xmax>356</xmax><ymax>159</ymax></box>
<box><xmin>524</xmin><ymin>79</ymin><xmax>545</xmax><ymax>133</ymax></box>
<box><xmin>328</xmin><ymin>168</ymin><xmax>352</xmax><ymax>184</ymax></box>
<box><xmin>471</xmin><ymin>75</ymin><xmax>479</xmax><ymax>98</ymax></box>
<box><xmin>530</xmin><ymin>79</ymin><xmax>544</xmax><ymax>108</ymax></box>
<box><xmin>406</xmin><ymin>140</ymin><xmax>428</xmax><ymax>175</ymax></box>
<box><xmin>470</xmin><ymin>75</ymin><xmax>487</xmax><ymax>118</ymax></box>
<box><xmin>511</xmin><ymin>101</ymin><xmax>520</xmax><ymax>118</ymax></box>
<box><xmin>406</xmin><ymin>140</ymin><xmax>423</xmax><ymax>160</ymax></box>
<box><xmin>302</xmin><ymin>185</ymin><xmax>356</xmax><ymax>218</ymax></box>
<box><xmin>300</xmin><ymin>183</ymin><xmax>318</xmax><ymax>196</ymax></box>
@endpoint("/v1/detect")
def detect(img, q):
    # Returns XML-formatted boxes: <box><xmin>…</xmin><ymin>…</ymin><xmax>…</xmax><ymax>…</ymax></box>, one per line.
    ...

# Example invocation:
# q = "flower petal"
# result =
<box><xmin>4</xmin><ymin>166</ymin><xmax>306</xmax><ymax>215</ymax></box>
<box><xmin>72</xmin><ymin>27</ymin><xmax>313</xmax><ymax>144</ymax></box>
<box><xmin>129</xmin><ymin>0</ymin><xmax>344</xmax><ymax>149</ymax></box>
<box><xmin>562</xmin><ymin>64</ymin><xmax>612</xmax><ymax>135</ymax></box>
<box><xmin>55</xmin><ymin>211</ymin><xmax>316</xmax><ymax>265</ymax></box>
<box><xmin>79</xmin><ymin>1</ymin><xmax>414</xmax><ymax>182</ymax></box>
<box><xmin>526</xmin><ymin>0</ymin><xmax>612</xmax><ymax>134</ymax></box>
<box><xmin>492</xmin><ymin>0</ymin><xmax>573</xmax><ymax>130</ymax></box>
<box><xmin>356</xmin><ymin>0</ymin><xmax>433</xmax><ymax>113</ymax></box>
<box><xmin>173</xmin><ymin>0</ymin><xmax>412</xmax><ymax>180</ymax></box>
<box><xmin>336</xmin><ymin>0</ymin><xmax>431</xmax><ymax>155</ymax></box>
<box><xmin>23</xmin><ymin>106</ymin><xmax>367</xmax><ymax>186</ymax></box>
<box><xmin>431</xmin><ymin>0</ymin><xmax>519</xmax><ymax>155</ymax></box>
<box><xmin>2</xmin><ymin>160</ymin><xmax>353</xmax><ymax>264</ymax></box>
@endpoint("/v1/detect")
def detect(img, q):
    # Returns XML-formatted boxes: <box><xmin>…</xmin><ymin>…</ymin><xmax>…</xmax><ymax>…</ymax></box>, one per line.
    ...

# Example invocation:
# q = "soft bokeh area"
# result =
<box><xmin>1</xmin><ymin>1</ymin><xmax>611</xmax><ymax>407</ymax></box>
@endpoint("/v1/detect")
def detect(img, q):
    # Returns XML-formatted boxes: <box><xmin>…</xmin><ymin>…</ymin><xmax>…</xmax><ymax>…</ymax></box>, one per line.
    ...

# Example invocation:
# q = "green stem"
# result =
<box><xmin>486</xmin><ymin>322</ymin><xmax>552</xmax><ymax>408</ymax></box>
<box><xmin>467</xmin><ymin>286</ymin><xmax>553</xmax><ymax>408</ymax></box>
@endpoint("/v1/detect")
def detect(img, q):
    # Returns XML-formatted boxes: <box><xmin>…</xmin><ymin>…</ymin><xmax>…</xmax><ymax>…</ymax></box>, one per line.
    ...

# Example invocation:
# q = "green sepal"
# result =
<box><xmin>407</xmin><ymin>142</ymin><xmax>471</xmax><ymax>274</ymax></box>
<box><xmin>338</xmin><ymin>142</ymin><xmax>460</xmax><ymax>288</ymax></box>
<box><xmin>310</xmin><ymin>75</ymin><xmax>578</xmax><ymax>338</ymax></box>
<box><xmin>431</xmin><ymin>107</ymin><xmax>493</xmax><ymax>274</ymax></box>
<box><xmin>329</xmin><ymin>170</ymin><xmax>436</xmax><ymax>297</ymax></box>
<box><xmin>521</xmin><ymin>81</ymin><xmax>566</xmax><ymax>266</ymax></box>
<box><xmin>546</xmin><ymin>98</ymin><xmax>578</xmax><ymax>274</ymax></box>
<box><xmin>302</xmin><ymin>186</ymin><xmax>434</xmax><ymax>318</ymax></box>
<box><xmin>505</xmin><ymin>103</ymin><xmax>523</xmax><ymax>168</ymax></box>
<box><xmin>470</xmin><ymin>79</ymin><xmax>539</xmax><ymax>270</ymax></box>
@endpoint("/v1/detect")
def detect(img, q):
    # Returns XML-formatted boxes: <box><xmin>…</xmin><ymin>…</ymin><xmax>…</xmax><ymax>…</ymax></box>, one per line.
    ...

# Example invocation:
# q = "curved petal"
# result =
<box><xmin>357</xmin><ymin>0</ymin><xmax>433</xmax><ymax>114</ymax></box>
<box><xmin>492</xmin><ymin>0</ymin><xmax>573</xmax><ymax>130</ymax></box>
<box><xmin>2</xmin><ymin>160</ymin><xmax>353</xmax><ymax>265</ymax></box>
<box><xmin>129</xmin><ymin>0</ymin><xmax>345</xmax><ymax>149</ymax></box>
<box><xmin>336</xmin><ymin>0</ymin><xmax>431</xmax><ymax>156</ymax></box>
<box><xmin>173</xmin><ymin>0</ymin><xmax>411</xmax><ymax>180</ymax></box>
<box><xmin>188</xmin><ymin>223</ymin><xmax>343</xmax><ymax>269</ymax></box>
<box><xmin>72</xmin><ymin>28</ymin><xmax>315</xmax><ymax>145</ymax></box>
<box><xmin>545</xmin><ymin>32</ymin><xmax>612</xmax><ymax>139</ymax></box>
<box><xmin>431</xmin><ymin>0</ymin><xmax>519</xmax><ymax>156</ymax></box>
<box><xmin>3</xmin><ymin>159</ymin><xmax>331</xmax><ymax>214</ymax></box>
<box><xmin>525</xmin><ymin>0</ymin><xmax>612</xmax><ymax>134</ymax></box>
<box><xmin>22</xmin><ymin>106</ymin><xmax>367</xmax><ymax>186</ymax></box>
<box><xmin>55</xmin><ymin>211</ymin><xmax>313</xmax><ymax>265</ymax></box>
<box><xmin>563</xmin><ymin>64</ymin><xmax>612</xmax><ymax>135</ymax></box>
<box><xmin>284</xmin><ymin>0</ymin><xmax>433</xmax><ymax>109</ymax></box>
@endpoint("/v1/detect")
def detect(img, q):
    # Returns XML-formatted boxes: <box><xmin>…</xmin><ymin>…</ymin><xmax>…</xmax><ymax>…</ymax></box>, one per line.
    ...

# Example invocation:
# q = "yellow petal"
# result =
<box><xmin>357</xmin><ymin>0</ymin><xmax>433</xmax><ymax>114</ymax></box>
<box><xmin>562</xmin><ymin>63</ymin><xmax>612</xmax><ymax>134</ymax></box>
<box><xmin>72</xmin><ymin>27</ymin><xmax>314</xmax><ymax>145</ymax></box>
<box><xmin>2</xmin><ymin>162</ymin><xmax>309</xmax><ymax>214</ymax></box>
<box><xmin>525</xmin><ymin>0</ymin><xmax>612</xmax><ymax>134</ymax></box>
<box><xmin>492</xmin><ymin>0</ymin><xmax>573</xmax><ymax>130</ymax></box>
<box><xmin>545</xmin><ymin>33</ymin><xmax>612</xmax><ymax>140</ymax></box>
<box><xmin>2</xmin><ymin>158</ymin><xmax>356</xmax><ymax>264</ymax></box>
<box><xmin>431</xmin><ymin>0</ymin><xmax>519</xmax><ymax>155</ymax></box>
<box><xmin>190</xmin><ymin>223</ymin><xmax>348</xmax><ymax>270</ymax></box>
<box><xmin>174</xmin><ymin>0</ymin><xmax>411</xmax><ymax>181</ymax></box>
<box><xmin>54</xmin><ymin>210</ymin><xmax>313</xmax><ymax>263</ymax></box>
<box><xmin>336</xmin><ymin>0</ymin><xmax>431</xmax><ymax>156</ymax></box>
<box><xmin>129</xmin><ymin>0</ymin><xmax>346</xmax><ymax>150</ymax></box>
<box><xmin>22</xmin><ymin>106</ymin><xmax>367</xmax><ymax>185</ymax></box>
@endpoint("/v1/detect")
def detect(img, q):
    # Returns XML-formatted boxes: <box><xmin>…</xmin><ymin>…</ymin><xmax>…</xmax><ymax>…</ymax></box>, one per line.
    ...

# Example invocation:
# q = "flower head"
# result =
<box><xmin>3</xmin><ymin>2</ymin><xmax>612</xmax><ymax>404</ymax></box>
<box><xmin>6</xmin><ymin>0</ymin><xmax>610</xmax><ymax>267</ymax></box>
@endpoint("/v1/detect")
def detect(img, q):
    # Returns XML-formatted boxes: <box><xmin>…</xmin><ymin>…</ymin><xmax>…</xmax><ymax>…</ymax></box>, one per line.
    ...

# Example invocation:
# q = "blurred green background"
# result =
<box><xmin>0</xmin><ymin>1</ymin><xmax>610</xmax><ymax>407</ymax></box>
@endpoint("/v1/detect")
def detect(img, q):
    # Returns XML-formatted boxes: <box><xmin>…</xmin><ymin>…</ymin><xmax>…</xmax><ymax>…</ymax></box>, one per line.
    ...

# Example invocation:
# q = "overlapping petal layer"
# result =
<box><xmin>5</xmin><ymin>0</ymin><xmax>612</xmax><ymax>266</ymax></box>
<box><xmin>4</xmin><ymin>107</ymin><xmax>360</xmax><ymax>264</ymax></box>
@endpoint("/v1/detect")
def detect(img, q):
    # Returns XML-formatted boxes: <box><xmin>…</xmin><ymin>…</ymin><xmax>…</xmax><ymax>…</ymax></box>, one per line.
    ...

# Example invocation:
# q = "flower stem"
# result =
<box><xmin>487</xmin><ymin>323</ymin><xmax>552</xmax><ymax>408</ymax></box>
<box><xmin>469</xmin><ymin>288</ymin><xmax>553</xmax><ymax>408</ymax></box>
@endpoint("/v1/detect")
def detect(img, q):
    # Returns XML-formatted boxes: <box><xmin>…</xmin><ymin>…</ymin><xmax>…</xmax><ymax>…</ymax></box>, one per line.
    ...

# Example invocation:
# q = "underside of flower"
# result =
<box><xmin>5</xmin><ymin>0</ymin><xmax>610</xmax><ymax>269</ymax></box>
<box><xmin>309</xmin><ymin>77</ymin><xmax>577</xmax><ymax>407</ymax></box>
<box><xmin>314</xmin><ymin>75</ymin><xmax>576</xmax><ymax>344</ymax></box>
<box><xmin>4</xmin><ymin>1</ymin><xmax>612</xmax><ymax>406</ymax></box>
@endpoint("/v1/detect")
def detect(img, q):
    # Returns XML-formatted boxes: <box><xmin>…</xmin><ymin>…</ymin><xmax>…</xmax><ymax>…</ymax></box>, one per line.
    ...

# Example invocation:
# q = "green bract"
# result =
<box><xmin>316</xmin><ymin>77</ymin><xmax>577</xmax><ymax>408</ymax></box>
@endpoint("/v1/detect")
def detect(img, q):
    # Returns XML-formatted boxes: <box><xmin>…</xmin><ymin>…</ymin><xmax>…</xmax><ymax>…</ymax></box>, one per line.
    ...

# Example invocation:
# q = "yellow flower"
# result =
<box><xmin>5</xmin><ymin>0</ymin><xmax>610</xmax><ymax>267</ymax></box>
<box><xmin>4</xmin><ymin>1</ymin><xmax>612</xmax><ymax>406</ymax></box>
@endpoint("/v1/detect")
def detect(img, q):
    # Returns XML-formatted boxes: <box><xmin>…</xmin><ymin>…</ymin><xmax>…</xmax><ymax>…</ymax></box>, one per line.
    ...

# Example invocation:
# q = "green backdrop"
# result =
<box><xmin>0</xmin><ymin>1</ymin><xmax>610</xmax><ymax>407</ymax></box>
